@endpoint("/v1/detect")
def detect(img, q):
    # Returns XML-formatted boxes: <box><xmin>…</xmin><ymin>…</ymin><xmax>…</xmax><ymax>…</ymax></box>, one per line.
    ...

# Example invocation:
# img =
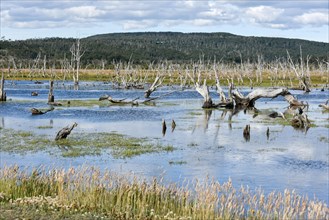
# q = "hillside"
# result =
<box><xmin>0</xmin><ymin>32</ymin><xmax>328</xmax><ymax>67</ymax></box>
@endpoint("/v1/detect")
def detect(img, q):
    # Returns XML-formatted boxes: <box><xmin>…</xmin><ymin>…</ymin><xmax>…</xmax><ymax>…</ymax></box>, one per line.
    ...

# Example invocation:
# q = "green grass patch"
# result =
<box><xmin>0</xmin><ymin>129</ymin><xmax>175</xmax><ymax>158</ymax></box>
<box><xmin>36</xmin><ymin>126</ymin><xmax>53</xmax><ymax>129</ymax></box>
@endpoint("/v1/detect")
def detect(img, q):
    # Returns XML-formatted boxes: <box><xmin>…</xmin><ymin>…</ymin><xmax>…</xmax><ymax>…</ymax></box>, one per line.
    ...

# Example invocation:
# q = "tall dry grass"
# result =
<box><xmin>0</xmin><ymin>165</ymin><xmax>328</xmax><ymax>219</ymax></box>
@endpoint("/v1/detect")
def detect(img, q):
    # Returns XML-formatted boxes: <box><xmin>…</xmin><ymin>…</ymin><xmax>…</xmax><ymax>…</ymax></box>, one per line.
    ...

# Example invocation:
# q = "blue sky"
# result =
<box><xmin>1</xmin><ymin>0</ymin><xmax>328</xmax><ymax>42</ymax></box>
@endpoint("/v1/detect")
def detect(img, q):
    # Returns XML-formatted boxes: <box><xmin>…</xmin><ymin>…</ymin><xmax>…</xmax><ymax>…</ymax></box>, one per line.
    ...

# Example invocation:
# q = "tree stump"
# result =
<box><xmin>0</xmin><ymin>72</ymin><xmax>6</xmax><ymax>102</ymax></box>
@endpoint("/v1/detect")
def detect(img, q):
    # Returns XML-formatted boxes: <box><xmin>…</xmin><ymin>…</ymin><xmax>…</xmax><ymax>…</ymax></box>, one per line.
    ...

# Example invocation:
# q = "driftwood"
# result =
<box><xmin>319</xmin><ymin>100</ymin><xmax>329</xmax><ymax>110</ymax></box>
<box><xmin>0</xmin><ymin>72</ymin><xmax>6</xmax><ymax>101</ymax></box>
<box><xmin>55</xmin><ymin>122</ymin><xmax>77</xmax><ymax>140</ymax></box>
<box><xmin>100</xmin><ymin>91</ymin><xmax>175</xmax><ymax>106</ymax></box>
<box><xmin>31</xmin><ymin>107</ymin><xmax>54</xmax><ymax>115</ymax></box>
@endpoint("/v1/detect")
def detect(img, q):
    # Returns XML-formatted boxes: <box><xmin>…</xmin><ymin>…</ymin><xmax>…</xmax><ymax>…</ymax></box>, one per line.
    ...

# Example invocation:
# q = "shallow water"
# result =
<box><xmin>0</xmin><ymin>80</ymin><xmax>328</xmax><ymax>203</ymax></box>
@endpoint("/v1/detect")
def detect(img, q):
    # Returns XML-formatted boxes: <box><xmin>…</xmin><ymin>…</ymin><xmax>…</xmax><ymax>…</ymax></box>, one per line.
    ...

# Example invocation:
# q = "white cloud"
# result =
<box><xmin>294</xmin><ymin>12</ymin><xmax>329</xmax><ymax>26</ymax></box>
<box><xmin>65</xmin><ymin>6</ymin><xmax>106</xmax><ymax>18</ymax></box>
<box><xmin>122</xmin><ymin>20</ymin><xmax>157</xmax><ymax>30</ymax></box>
<box><xmin>1</xmin><ymin>0</ymin><xmax>328</xmax><ymax>42</ymax></box>
<box><xmin>246</xmin><ymin>6</ymin><xmax>284</xmax><ymax>23</ymax></box>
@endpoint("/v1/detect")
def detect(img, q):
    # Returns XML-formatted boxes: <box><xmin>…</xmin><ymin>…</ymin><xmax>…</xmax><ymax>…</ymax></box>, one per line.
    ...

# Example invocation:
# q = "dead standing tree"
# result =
<box><xmin>287</xmin><ymin>46</ymin><xmax>311</xmax><ymax>92</ymax></box>
<box><xmin>144</xmin><ymin>63</ymin><xmax>165</xmax><ymax>98</ymax></box>
<box><xmin>0</xmin><ymin>72</ymin><xmax>6</xmax><ymax>101</ymax></box>
<box><xmin>70</xmin><ymin>38</ymin><xmax>85</xmax><ymax>85</ymax></box>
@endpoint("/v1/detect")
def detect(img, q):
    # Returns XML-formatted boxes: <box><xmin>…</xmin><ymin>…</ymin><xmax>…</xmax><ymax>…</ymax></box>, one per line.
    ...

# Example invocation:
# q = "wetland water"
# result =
<box><xmin>0</xmin><ymin>80</ymin><xmax>328</xmax><ymax>203</ymax></box>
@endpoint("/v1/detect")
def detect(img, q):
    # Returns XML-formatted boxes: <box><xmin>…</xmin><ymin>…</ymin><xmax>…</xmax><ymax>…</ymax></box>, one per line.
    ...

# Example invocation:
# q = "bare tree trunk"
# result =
<box><xmin>48</xmin><ymin>80</ymin><xmax>54</xmax><ymax>103</ymax></box>
<box><xmin>70</xmin><ymin>38</ymin><xmax>85</xmax><ymax>85</ymax></box>
<box><xmin>287</xmin><ymin>47</ymin><xmax>311</xmax><ymax>92</ymax></box>
<box><xmin>0</xmin><ymin>72</ymin><xmax>6</xmax><ymax>101</ymax></box>
<box><xmin>144</xmin><ymin>74</ymin><xmax>164</xmax><ymax>98</ymax></box>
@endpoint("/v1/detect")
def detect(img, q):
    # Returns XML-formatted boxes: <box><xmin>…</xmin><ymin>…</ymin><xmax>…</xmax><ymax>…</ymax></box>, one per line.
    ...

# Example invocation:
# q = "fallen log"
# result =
<box><xmin>31</xmin><ymin>107</ymin><xmax>54</xmax><ymax>115</ymax></box>
<box><xmin>55</xmin><ymin>122</ymin><xmax>77</xmax><ymax>140</ymax></box>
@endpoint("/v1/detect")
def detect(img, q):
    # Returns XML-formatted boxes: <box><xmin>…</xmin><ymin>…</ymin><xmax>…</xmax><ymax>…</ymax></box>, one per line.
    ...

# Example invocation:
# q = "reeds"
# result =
<box><xmin>0</xmin><ymin>165</ymin><xmax>328</xmax><ymax>219</ymax></box>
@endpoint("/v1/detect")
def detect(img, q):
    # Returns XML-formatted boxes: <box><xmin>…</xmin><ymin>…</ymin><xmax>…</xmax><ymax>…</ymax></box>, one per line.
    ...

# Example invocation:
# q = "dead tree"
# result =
<box><xmin>55</xmin><ymin>122</ymin><xmax>78</xmax><ymax>140</ymax></box>
<box><xmin>287</xmin><ymin>47</ymin><xmax>311</xmax><ymax>92</ymax></box>
<box><xmin>48</xmin><ymin>80</ymin><xmax>54</xmax><ymax>103</ymax></box>
<box><xmin>70</xmin><ymin>38</ymin><xmax>85</xmax><ymax>85</ymax></box>
<box><xmin>187</xmin><ymin>65</ymin><xmax>214</xmax><ymax>108</ymax></box>
<box><xmin>0</xmin><ymin>72</ymin><xmax>6</xmax><ymax>101</ymax></box>
<box><xmin>144</xmin><ymin>75</ymin><xmax>164</xmax><ymax>98</ymax></box>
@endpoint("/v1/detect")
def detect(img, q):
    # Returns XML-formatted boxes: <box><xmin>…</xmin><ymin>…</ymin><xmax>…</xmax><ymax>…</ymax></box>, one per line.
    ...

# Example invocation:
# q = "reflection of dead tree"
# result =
<box><xmin>55</xmin><ymin>122</ymin><xmax>77</xmax><ymax>140</ymax></box>
<box><xmin>243</xmin><ymin>124</ymin><xmax>250</xmax><ymax>142</ymax></box>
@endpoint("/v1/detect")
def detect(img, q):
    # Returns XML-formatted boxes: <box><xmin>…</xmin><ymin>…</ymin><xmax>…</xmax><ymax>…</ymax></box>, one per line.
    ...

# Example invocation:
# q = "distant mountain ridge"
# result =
<box><xmin>0</xmin><ymin>32</ymin><xmax>328</xmax><ymax>67</ymax></box>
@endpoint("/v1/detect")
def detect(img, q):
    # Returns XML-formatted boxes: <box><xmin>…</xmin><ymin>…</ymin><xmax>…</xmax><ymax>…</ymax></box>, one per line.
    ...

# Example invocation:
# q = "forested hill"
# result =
<box><xmin>1</xmin><ymin>32</ymin><xmax>328</xmax><ymax>67</ymax></box>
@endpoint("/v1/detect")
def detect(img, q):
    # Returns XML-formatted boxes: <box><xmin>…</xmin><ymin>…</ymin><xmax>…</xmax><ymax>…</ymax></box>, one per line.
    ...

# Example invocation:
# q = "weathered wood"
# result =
<box><xmin>291</xmin><ymin>114</ymin><xmax>310</xmax><ymax>129</ymax></box>
<box><xmin>319</xmin><ymin>99</ymin><xmax>329</xmax><ymax>110</ymax></box>
<box><xmin>232</xmin><ymin>88</ymin><xmax>291</xmax><ymax>108</ymax></box>
<box><xmin>31</xmin><ymin>107</ymin><xmax>54</xmax><ymax>115</ymax></box>
<box><xmin>55</xmin><ymin>122</ymin><xmax>77</xmax><ymax>140</ymax></box>
<box><xmin>144</xmin><ymin>76</ymin><xmax>163</xmax><ymax>98</ymax></box>
<box><xmin>0</xmin><ymin>72</ymin><xmax>6</xmax><ymax>102</ymax></box>
<box><xmin>48</xmin><ymin>80</ymin><xmax>54</xmax><ymax>103</ymax></box>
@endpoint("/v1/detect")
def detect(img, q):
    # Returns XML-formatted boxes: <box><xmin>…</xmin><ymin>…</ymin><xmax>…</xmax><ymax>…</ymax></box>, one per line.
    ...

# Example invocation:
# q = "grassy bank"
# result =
<box><xmin>2</xmin><ymin>68</ymin><xmax>328</xmax><ymax>89</ymax></box>
<box><xmin>0</xmin><ymin>165</ymin><xmax>328</xmax><ymax>219</ymax></box>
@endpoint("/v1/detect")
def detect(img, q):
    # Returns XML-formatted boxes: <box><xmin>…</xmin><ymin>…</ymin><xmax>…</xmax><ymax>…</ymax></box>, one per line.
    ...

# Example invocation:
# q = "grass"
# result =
<box><xmin>4</xmin><ymin>68</ymin><xmax>327</xmax><ymax>89</ymax></box>
<box><xmin>36</xmin><ymin>125</ymin><xmax>53</xmax><ymax>129</ymax></box>
<box><xmin>0</xmin><ymin>128</ymin><xmax>175</xmax><ymax>158</ymax></box>
<box><xmin>0</xmin><ymin>165</ymin><xmax>327</xmax><ymax>219</ymax></box>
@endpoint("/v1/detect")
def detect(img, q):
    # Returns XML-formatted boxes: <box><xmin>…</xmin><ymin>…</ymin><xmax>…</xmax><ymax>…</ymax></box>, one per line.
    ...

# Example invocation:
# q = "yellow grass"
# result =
<box><xmin>0</xmin><ymin>165</ymin><xmax>328</xmax><ymax>219</ymax></box>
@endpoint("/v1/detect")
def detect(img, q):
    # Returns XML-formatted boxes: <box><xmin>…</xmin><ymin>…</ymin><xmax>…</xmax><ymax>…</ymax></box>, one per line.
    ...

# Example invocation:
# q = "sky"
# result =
<box><xmin>1</xmin><ymin>0</ymin><xmax>328</xmax><ymax>42</ymax></box>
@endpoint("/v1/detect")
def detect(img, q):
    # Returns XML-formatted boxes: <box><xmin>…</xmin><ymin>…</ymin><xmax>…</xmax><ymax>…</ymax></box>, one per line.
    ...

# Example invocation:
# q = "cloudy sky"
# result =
<box><xmin>1</xmin><ymin>0</ymin><xmax>328</xmax><ymax>42</ymax></box>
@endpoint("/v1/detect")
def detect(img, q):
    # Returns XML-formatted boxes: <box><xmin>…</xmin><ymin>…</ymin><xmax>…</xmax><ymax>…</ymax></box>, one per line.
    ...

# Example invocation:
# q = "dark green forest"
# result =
<box><xmin>0</xmin><ymin>32</ymin><xmax>328</xmax><ymax>68</ymax></box>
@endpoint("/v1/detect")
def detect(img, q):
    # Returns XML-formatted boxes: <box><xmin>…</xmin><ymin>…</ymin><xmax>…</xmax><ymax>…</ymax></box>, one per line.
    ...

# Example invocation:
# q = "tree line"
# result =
<box><xmin>0</xmin><ymin>32</ymin><xmax>328</xmax><ymax>69</ymax></box>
